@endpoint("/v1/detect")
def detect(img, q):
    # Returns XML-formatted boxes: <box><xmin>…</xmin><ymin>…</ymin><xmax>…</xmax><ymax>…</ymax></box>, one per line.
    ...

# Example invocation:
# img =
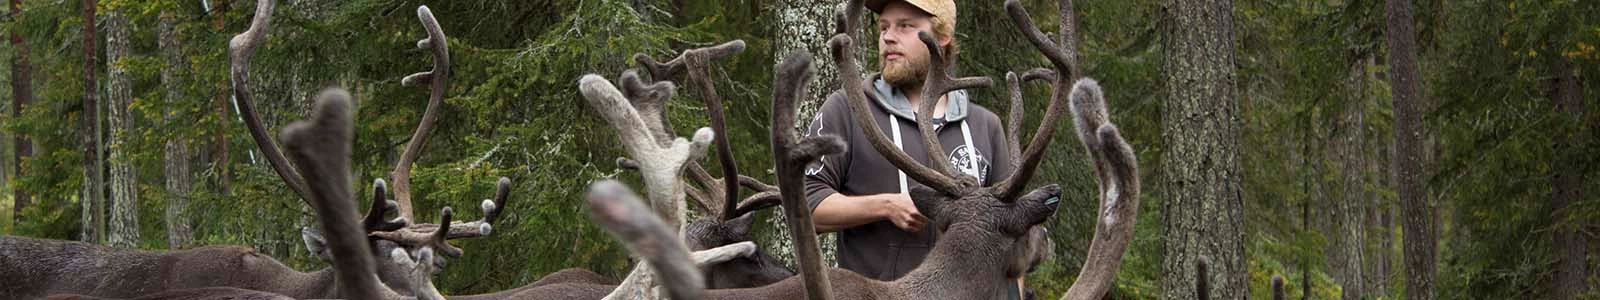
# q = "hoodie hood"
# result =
<box><xmin>867</xmin><ymin>73</ymin><xmax>970</xmax><ymax>122</ymax></box>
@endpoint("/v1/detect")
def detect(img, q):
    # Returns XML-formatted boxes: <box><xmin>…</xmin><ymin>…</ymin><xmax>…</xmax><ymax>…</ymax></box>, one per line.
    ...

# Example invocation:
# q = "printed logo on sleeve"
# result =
<box><xmin>806</xmin><ymin>112</ymin><xmax>827</xmax><ymax>176</ymax></box>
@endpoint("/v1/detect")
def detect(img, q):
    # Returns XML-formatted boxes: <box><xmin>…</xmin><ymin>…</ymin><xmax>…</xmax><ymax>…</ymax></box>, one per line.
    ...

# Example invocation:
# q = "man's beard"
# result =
<box><xmin>881</xmin><ymin>56</ymin><xmax>929</xmax><ymax>88</ymax></box>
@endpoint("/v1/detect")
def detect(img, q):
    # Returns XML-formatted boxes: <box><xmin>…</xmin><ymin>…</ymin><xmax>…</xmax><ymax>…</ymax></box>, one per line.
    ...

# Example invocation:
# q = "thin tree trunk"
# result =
<box><xmin>1331</xmin><ymin>53</ymin><xmax>1370</xmax><ymax>300</ymax></box>
<box><xmin>213</xmin><ymin>0</ymin><xmax>230</xmax><ymax>196</ymax></box>
<box><xmin>105</xmin><ymin>9</ymin><xmax>137</xmax><ymax>249</ymax></box>
<box><xmin>1549</xmin><ymin>54</ymin><xmax>1586</xmax><ymax>300</ymax></box>
<box><xmin>1159</xmin><ymin>0</ymin><xmax>1248</xmax><ymax>298</ymax></box>
<box><xmin>1383</xmin><ymin>0</ymin><xmax>1432</xmax><ymax>299</ymax></box>
<box><xmin>1367</xmin><ymin>56</ymin><xmax>1392</xmax><ymax>297</ymax></box>
<box><xmin>10</xmin><ymin>0</ymin><xmax>31</xmax><ymax>223</ymax></box>
<box><xmin>1361</xmin><ymin>54</ymin><xmax>1391</xmax><ymax>299</ymax></box>
<box><xmin>80</xmin><ymin>0</ymin><xmax>104</xmax><ymax>244</ymax></box>
<box><xmin>159</xmin><ymin>11</ymin><xmax>193</xmax><ymax>250</ymax></box>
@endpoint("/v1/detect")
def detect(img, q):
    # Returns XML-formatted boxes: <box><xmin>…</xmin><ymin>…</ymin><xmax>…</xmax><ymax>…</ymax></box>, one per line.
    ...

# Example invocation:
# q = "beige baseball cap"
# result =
<box><xmin>865</xmin><ymin>0</ymin><xmax>957</xmax><ymax>32</ymax></box>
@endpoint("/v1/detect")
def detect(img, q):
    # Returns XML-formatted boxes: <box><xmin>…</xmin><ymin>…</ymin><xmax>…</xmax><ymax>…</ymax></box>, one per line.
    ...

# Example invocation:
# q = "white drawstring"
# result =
<box><xmin>959</xmin><ymin>121</ymin><xmax>975</xmax><ymax>179</ymax></box>
<box><xmin>890</xmin><ymin>114</ymin><xmax>908</xmax><ymax>194</ymax></box>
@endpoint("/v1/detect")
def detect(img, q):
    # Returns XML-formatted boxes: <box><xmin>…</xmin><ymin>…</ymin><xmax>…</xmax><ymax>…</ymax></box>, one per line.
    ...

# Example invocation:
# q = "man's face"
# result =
<box><xmin>877</xmin><ymin>1</ymin><xmax>948</xmax><ymax>87</ymax></box>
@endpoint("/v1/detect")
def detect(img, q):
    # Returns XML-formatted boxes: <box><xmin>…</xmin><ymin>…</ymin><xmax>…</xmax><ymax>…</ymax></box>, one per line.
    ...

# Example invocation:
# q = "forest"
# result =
<box><xmin>1</xmin><ymin>0</ymin><xmax>1596</xmax><ymax>299</ymax></box>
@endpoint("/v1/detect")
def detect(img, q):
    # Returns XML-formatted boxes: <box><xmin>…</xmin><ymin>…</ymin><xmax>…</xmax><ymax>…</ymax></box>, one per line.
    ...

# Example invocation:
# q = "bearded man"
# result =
<box><xmin>803</xmin><ymin>0</ymin><xmax>1025</xmax><ymax>297</ymax></box>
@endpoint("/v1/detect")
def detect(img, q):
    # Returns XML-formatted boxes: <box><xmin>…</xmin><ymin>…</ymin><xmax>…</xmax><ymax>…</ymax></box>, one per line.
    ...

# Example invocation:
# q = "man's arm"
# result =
<box><xmin>803</xmin><ymin>91</ymin><xmax>929</xmax><ymax>233</ymax></box>
<box><xmin>812</xmin><ymin>192</ymin><xmax>926</xmax><ymax>233</ymax></box>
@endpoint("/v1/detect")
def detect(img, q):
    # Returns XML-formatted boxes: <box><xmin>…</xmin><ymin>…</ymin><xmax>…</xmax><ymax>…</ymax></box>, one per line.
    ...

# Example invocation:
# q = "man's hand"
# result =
<box><xmin>881</xmin><ymin>193</ymin><xmax>929</xmax><ymax>232</ymax></box>
<box><xmin>814</xmin><ymin>193</ymin><xmax>931</xmax><ymax>233</ymax></box>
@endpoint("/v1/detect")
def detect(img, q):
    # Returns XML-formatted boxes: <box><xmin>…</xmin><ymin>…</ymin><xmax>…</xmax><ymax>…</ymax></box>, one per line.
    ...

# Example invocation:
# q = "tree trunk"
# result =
<box><xmin>159</xmin><ymin>11</ymin><xmax>193</xmax><ymax>250</ymax></box>
<box><xmin>10</xmin><ymin>0</ymin><xmax>31</xmax><ymax>223</ymax></box>
<box><xmin>1383</xmin><ymin>0</ymin><xmax>1432</xmax><ymax>299</ymax></box>
<box><xmin>768</xmin><ymin>0</ymin><xmax>845</xmax><ymax>267</ymax></box>
<box><xmin>1548</xmin><ymin>55</ymin><xmax>1586</xmax><ymax>300</ymax></box>
<box><xmin>212</xmin><ymin>0</ymin><xmax>231</xmax><ymax>196</ymax></box>
<box><xmin>1359</xmin><ymin>54</ymin><xmax>1392</xmax><ymax>299</ymax></box>
<box><xmin>1330</xmin><ymin>53</ymin><xmax>1371</xmax><ymax>300</ymax></box>
<box><xmin>105</xmin><ymin>9</ymin><xmax>137</xmax><ymax>249</ymax></box>
<box><xmin>80</xmin><ymin>0</ymin><xmax>104</xmax><ymax>244</ymax></box>
<box><xmin>1159</xmin><ymin>0</ymin><xmax>1248</xmax><ymax>299</ymax></box>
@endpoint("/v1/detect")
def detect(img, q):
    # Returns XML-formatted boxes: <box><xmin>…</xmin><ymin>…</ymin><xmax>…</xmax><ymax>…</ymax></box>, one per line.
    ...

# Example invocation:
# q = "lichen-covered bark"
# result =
<box><xmin>768</xmin><ymin>0</ymin><xmax>842</xmax><ymax>267</ymax></box>
<box><xmin>1383</xmin><ymin>0</ymin><xmax>1432</xmax><ymax>299</ymax></box>
<box><xmin>1159</xmin><ymin>0</ymin><xmax>1247</xmax><ymax>298</ymax></box>
<box><xmin>159</xmin><ymin>12</ymin><xmax>194</xmax><ymax>250</ymax></box>
<box><xmin>774</xmin><ymin>1</ymin><xmax>839</xmax><ymax>122</ymax></box>
<box><xmin>106</xmin><ymin>9</ymin><xmax>139</xmax><ymax>249</ymax></box>
<box><xmin>1330</xmin><ymin>54</ymin><xmax>1371</xmax><ymax>300</ymax></box>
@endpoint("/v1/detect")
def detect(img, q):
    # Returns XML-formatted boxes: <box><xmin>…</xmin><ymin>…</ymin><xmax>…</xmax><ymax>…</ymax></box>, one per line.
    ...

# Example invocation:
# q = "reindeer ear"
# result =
<box><xmin>1016</xmin><ymin>184</ymin><xmax>1063</xmax><ymax>231</ymax></box>
<box><xmin>1005</xmin><ymin>226</ymin><xmax>1053</xmax><ymax>278</ymax></box>
<box><xmin>725</xmin><ymin>211</ymin><xmax>758</xmax><ymax>238</ymax></box>
<box><xmin>301</xmin><ymin>227</ymin><xmax>334</xmax><ymax>262</ymax></box>
<box><xmin>909</xmin><ymin>186</ymin><xmax>947</xmax><ymax>221</ymax></box>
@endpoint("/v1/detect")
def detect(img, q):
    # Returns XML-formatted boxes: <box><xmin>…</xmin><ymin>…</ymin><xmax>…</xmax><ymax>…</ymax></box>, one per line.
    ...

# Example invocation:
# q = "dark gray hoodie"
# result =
<box><xmin>804</xmin><ymin>74</ymin><xmax>1016</xmax><ymax>280</ymax></box>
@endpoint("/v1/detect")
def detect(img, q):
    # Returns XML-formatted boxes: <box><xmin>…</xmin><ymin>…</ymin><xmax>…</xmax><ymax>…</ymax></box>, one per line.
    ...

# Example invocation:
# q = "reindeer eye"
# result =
<box><xmin>1044</xmin><ymin>196</ymin><xmax>1060</xmax><ymax>205</ymax></box>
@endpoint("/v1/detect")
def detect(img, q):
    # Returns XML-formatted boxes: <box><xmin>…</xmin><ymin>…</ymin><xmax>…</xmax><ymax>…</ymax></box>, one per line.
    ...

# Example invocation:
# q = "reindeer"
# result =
<box><xmin>400</xmin><ymin>42</ymin><xmax>769</xmax><ymax>300</ymax></box>
<box><xmin>31</xmin><ymin>90</ymin><xmax>457</xmax><ymax>300</ymax></box>
<box><xmin>612</xmin><ymin>40</ymin><xmax>804</xmax><ymax>289</ymax></box>
<box><xmin>230</xmin><ymin>2</ymin><xmax>520</xmax><ymax>297</ymax></box>
<box><xmin>2</xmin><ymin>3</ymin><xmax>507</xmax><ymax>299</ymax></box>
<box><xmin>591</xmin><ymin>0</ymin><xmax>1143</xmax><ymax>298</ymax></box>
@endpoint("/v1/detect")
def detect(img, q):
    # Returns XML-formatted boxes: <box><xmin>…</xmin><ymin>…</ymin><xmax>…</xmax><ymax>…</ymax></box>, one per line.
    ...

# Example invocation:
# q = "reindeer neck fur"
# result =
<box><xmin>0</xmin><ymin>236</ymin><xmax>343</xmax><ymax>299</ymax></box>
<box><xmin>0</xmin><ymin>236</ymin><xmax>419</xmax><ymax>299</ymax></box>
<box><xmin>891</xmin><ymin>222</ymin><xmax>1015</xmax><ymax>299</ymax></box>
<box><xmin>235</xmin><ymin>256</ymin><xmax>339</xmax><ymax>299</ymax></box>
<box><xmin>699</xmin><ymin>221</ymin><xmax>1017</xmax><ymax>300</ymax></box>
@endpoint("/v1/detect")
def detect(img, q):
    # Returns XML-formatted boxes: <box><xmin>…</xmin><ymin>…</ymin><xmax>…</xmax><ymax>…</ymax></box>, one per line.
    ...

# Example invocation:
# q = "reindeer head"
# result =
<box><xmin>684</xmin><ymin>211</ymin><xmax>795</xmax><ymax>288</ymax></box>
<box><xmin>232</xmin><ymin>3</ymin><xmax>500</xmax><ymax>297</ymax></box>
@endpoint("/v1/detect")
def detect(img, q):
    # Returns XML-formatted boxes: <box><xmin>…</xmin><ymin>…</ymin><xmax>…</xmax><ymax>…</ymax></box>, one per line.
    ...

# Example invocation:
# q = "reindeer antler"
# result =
<box><xmin>390</xmin><ymin>5</ymin><xmax>451</xmax><ymax>220</ymax></box>
<box><xmin>1057</xmin><ymin>81</ymin><xmax>1141</xmax><ymax>300</ymax></box>
<box><xmin>634</xmin><ymin>41</ymin><xmax>745</xmax><ymax>82</ymax></box>
<box><xmin>586</xmin><ymin>180</ymin><xmax>705</xmax><ymax>300</ymax></box>
<box><xmin>384</xmin><ymin>208</ymin><xmax>459</xmax><ymax>300</ymax></box>
<box><xmin>580</xmin><ymin>74</ymin><xmax>714</xmax><ymax>232</ymax></box>
<box><xmin>908</xmin><ymin>31</ymin><xmax>995</xmax><ymax>178</ymax></box>
<box><xmin>1004</xmin><ymin>68</ymin><xmax>1057</xmax><ymax>167</ymax></box>
<box><xmin>368</xmin><ymin>177</ymin><xmax>511</xmax><ymax>251</ymax></box>
<box><xmin>358</xmin><ymin>6</ymin><xmax>517</xmax><ymax>254</ymax></box>
<box><xmin>229</xmin><ymin>0</ymin><xmax>312</xmax><ymax>202</ymax></box>
<box><xmin>279</xmin><ymin>89</ymin><xmax>383</xmax><ymax>300</ymax></box>
<box><xmin>985</xmin><ymin>0</ymin><xmax>1081</xmax><ymax>203</ymax></box>
<box><xmin>999</xmin><ymin>1</ymin><xmax>1143</xmax><ymax>298</ymax></box>
<box><xmin>773</xmin><ymin>52</ymin><xmax>845</xmax><ymax>300</ymax></box>
<box><xmin>363</xmin><ymin>179</ymin><xmax>408</xmax><ymax>233</ymax></box>
<box><xmin>628</xmin><ymin>40</ymin><xmax>788</xmax><ymax>222</ymax></box>
<box><xmin>1005</xmin><ymin>0</ymin><xmax>1081</xmax><ymax>80</ymax></box>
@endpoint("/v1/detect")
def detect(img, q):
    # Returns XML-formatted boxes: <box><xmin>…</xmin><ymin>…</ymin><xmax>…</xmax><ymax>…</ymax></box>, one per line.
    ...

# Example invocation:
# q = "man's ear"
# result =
<box><xmin>909</xmin><ymin>185</ymin><xmax>946</xmax><ymax>221</ymax></box>
<box><xmin>301</xmin><ymin>227</ymin><xmax>334</xmax><ymax>262</ymax></box>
